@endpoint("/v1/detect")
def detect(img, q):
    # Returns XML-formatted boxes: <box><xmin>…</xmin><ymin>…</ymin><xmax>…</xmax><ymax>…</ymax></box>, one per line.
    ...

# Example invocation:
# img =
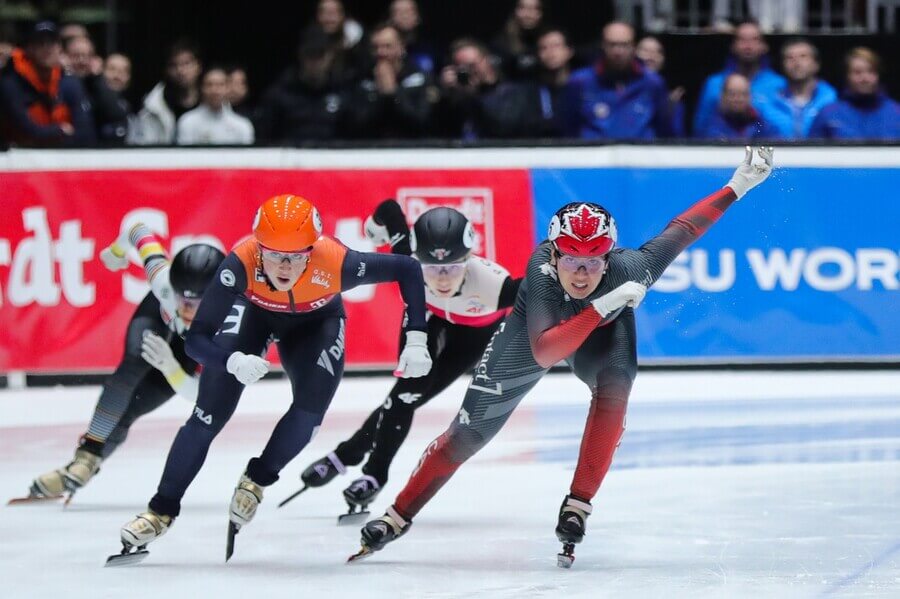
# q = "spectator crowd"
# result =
<box><xmin>1</xmin><ymin>0</ymin><xmax>898</xmax><ymax>148</ymax></box>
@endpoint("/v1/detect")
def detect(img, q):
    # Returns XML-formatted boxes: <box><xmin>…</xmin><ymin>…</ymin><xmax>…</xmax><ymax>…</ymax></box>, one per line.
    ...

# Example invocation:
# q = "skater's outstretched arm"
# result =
<box><xmin>100</xmin><ymin>222</ymin><xmax>176</xmax><ymax>318</ymax></box>
<box><xmin>623</xmin><ymin>146</ymin><xmax>774</xmax><ymax>286</ymax></box>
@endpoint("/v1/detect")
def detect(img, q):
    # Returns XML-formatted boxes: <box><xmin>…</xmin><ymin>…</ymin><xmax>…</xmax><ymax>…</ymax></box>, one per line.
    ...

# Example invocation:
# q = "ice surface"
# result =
<box><xmin>1</xmin><ymin>371</ymin><xmax>898</xmax><ymax>598</ymax></box>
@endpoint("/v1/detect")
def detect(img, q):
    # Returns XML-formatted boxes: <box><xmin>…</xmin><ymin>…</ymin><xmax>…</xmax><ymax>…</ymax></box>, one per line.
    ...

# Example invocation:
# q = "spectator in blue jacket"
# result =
<box><xmin>0</xmin><ymin>21</ymin><xmax>95</xmax><ymax>147</ymax></box>
<box><xmin>693</xmin><ymin>20</ymin><xmax>785</xmax><ymax>135</ymax></box>
<box><xmin>809</xmin><ymin>47</ymin><xmax>900</xmax><ymax>140</ymax></box>
<box><xmin>564</xmin><ymin>22</ymin><xmax>674</xmax><ymax>140</ymax></box>
<box><xmin>695</xmin><ymin>73</ymin><xmax>779</xmax><ymax>140</ymax></box>
<box><xmin>757</xmin><ymin>38</ymin><xmax>836</xmax><ymax>139</ymax></box>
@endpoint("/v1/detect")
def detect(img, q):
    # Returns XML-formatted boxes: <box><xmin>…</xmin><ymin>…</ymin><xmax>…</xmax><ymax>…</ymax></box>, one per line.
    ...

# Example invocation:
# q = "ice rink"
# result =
<box><xmin>1</xmin><ymin>370</ymin><xmax>898</xmax><ymax>598</ymax></box>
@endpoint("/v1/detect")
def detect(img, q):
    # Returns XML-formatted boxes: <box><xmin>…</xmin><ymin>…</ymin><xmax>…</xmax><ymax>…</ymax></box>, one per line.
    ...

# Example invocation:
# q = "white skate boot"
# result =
<box><xmin>226</xmin><ymin>472</ymin><xmax>265</xmax><ymax>561</ymax></box>
<box><xmin>106</xmin><ymin>510</ymin><xmax>173</xmax><ymax>566</ymax></box>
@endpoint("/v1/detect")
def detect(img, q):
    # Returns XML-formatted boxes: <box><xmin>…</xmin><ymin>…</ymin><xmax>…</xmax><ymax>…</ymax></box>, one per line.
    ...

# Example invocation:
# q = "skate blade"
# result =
<box><xmin>337</xmin><ymin>510</ymin><xmax>370</xmax><ymax>526</ymax></box>
<box><xmin>7</xmin><ymin>495</ymin><xmax>62</xmax><ymax>506</ymax></box>
<box><xmin>105</xmin><ymin>549</ymin><xmax>149</xmax><ymax>567</ymax></box>
<box><xmin>226</xmin><ymin>522</ymin><xmax>239</xmax><ymax>562</ymax></box>
<box><xmin>346</xmin><ymin>546</ymin><xmax>374</xmax><ymax>563</ymax></box>
<box><xmin>276</xmin><ymin>485</ymin><xmax>309</xmax><ymax>508</ymax></box>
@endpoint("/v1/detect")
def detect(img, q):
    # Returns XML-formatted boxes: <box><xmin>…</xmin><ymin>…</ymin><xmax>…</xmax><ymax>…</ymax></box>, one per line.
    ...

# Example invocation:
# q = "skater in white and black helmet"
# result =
<box><xmin>350</xmin><ymin>147</ymin><xmax>775</xmax><ymax>567</ymax></box>
<box><xmin>290</xmin><ymin>200</ymin><xmax>521</xmax><ymax>523</ymax></box>
<box><xmin>14</xmin><ymin>222</ymin><xmax>224</xmax><ymax>506</ymax></box>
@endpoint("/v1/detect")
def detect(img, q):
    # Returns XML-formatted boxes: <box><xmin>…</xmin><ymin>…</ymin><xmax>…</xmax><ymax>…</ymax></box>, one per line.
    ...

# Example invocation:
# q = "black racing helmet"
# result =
<box><xmin>410</xmin><ymin>207</ymin><xmax>476</xmax><ymax>264</ymax></box>
<box><xmin>169</xmin><ymin>243</ymin><xmax>226</xmax><ymax>298</ymax></box>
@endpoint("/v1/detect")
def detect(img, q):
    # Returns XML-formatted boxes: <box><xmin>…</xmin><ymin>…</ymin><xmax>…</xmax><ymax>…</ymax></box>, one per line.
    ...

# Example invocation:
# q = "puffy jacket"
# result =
<box><xmin>0</xmin><ymin>48</ymin><xmax>95</xmax><ymax>147</ymax></box>
<box><xmin>808</xmin><ymin>91</ymin><xmax>900</xmax><ymax>140</ymax></box>
<box><xmin>694</xmin><ymin>107</ymin><xmax>780</xmax><ymax>140</ymax></box>
<box><xmin>342</xmin><ymin>61</ymin><xmax>433</xmax><ymax>138</ymax></box>
<box><xmin>563</xmin><ymin>60</ymin><xmax>674</xmax><ymax>140</ymax></box>
<box><xmin>756</xmin><ymin>80</ymin><xmax>837</xmax><ymax>139</ymax></box>
<box><xmin>693</xmin><ymin>57</ymin><xmax>786</xmax><ymax>135</ymax></box>
<box><xmin>253</xmin><ymin>68</ymin><xmax>348</xmax><ymax>144</ymax></box>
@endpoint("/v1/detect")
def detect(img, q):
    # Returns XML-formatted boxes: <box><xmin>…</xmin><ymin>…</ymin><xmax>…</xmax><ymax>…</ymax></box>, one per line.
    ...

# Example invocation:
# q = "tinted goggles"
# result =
<box><xmin>556</xmin><ymin>253</ymin><xmax>607</xmax><ymax>274</ymax></box>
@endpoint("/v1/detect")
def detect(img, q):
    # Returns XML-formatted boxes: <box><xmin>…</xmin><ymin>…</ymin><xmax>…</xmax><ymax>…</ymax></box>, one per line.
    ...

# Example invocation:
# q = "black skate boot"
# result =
<box><xmin>278</xmin><ymin>452</ymin><xmax>346</xmax><ymax>508</ymax></box>
<box><xmin>347</xmin><ymin>506</ymin><xmax>411</xmax><ymax>562</ymax></box>
<box><xmin>338</xmin><ymin>475</ymin><xmax>382</xmax><ymax>526</ymax></box>
<box><xmin>555</xmin><ymin>495</ymin><xmax>592</xmax><ymax>568</ymax></box>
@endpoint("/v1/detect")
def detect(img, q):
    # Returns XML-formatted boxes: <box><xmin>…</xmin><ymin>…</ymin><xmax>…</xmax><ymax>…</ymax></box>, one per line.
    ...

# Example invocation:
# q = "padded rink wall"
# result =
<box><xmin>0</xmin><ymin>145</ymin><xmax>898</xmax><ymax>373</ymax></box>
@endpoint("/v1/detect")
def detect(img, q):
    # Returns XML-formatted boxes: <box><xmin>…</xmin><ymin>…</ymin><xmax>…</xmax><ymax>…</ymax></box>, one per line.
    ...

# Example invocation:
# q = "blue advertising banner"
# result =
<box><xmin>530</xmin><ymin>166</ymin><xmax>900</xmax><ymax>361</ymax></box>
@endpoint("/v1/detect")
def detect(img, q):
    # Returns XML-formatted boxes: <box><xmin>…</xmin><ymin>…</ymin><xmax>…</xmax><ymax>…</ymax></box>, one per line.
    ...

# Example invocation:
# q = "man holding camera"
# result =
<box><xmin>434</xmin><ymin>38</ymin><xmax>528</xmax><ymax>139</ymax></box>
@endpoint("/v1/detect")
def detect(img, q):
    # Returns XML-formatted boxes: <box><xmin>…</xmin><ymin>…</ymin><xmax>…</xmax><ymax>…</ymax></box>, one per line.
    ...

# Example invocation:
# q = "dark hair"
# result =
<box><xmin>536</xmin><ymin>26</ymin><xmax>571</xmax><ymax>47</ymax></box>
<box><xmin>200</xmin><ymin>65</ymin><xmax>228</xmax><ymax>81</ymax></box>
<box><xmin>449</xmin><ymin>37</ymin><xmax>489</xmax><ymax>59</ymax></box>
<box><xmin>167</xmin><ymin>39</ymin><xmax>200</xmax><ymax>63</ymax></box>
<box><xmin>734</xmin><ymin>19</ymin><xmax>762</xmax><ymax>34</ymax></box>
<box><xmin>781</xmin><ymin>37</ymin><xmax>818</xmax><ymax>61</ymax></box>
<box><xmin>370</xmin><ymin>21</ymin><xmax>401</xmax><ymax>39</ymax></box>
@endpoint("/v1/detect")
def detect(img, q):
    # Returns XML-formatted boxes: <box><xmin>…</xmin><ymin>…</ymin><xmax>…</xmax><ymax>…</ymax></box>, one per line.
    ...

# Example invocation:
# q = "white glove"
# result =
<box><xmin>364</xmin><ymin>215</ymin><xmax>391</xmax><ymax>247</ymax></box>
<box><xmin>726</xmin><ymin>146</ymin><xmax>774</xmax><ymax>200</ymax></box>
<box><xmin>394</xmin><ymin>331</ymin><xmax>432</xmax><ymax>378</ymax></box>
<box><xmin>226</xmin><ymin>352</ymin><xmax>270</xmax><ymax>386</ymax></box>
<box><xmin>592</xmin><ymin>281</ymin><xmax>647</xmax><ymax>318</ymax></box>
<box><xmin>100</xmin><ymin>242</ymin><xmax>129</xmax><ymax>271</ymax></box>
<box><xmin>141</xmin><ymin>331</ymin><xmax>179</xmax><ymax>375</ymax></box>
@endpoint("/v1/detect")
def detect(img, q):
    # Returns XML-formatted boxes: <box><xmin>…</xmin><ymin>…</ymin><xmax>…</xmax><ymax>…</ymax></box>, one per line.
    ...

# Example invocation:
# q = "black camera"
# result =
<box><xmin>455</xmin><ymin>65</ymin><xmax>471</xmax><ymax>86</ymax></box>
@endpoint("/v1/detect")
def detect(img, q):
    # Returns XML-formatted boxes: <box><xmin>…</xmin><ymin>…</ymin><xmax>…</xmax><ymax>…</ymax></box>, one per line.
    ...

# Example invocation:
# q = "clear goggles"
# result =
<box><xmin>556</xmin><ymin>253</ymin><xmax>607</xmax><ymax>274</ymax></box>
<box><xmin>422</xmin><ymin>263</ymin><xmax>467</xmax><ymax>277</ymax></box>
<box><xmin>260</xmin><ymin>245</ymin><xmax>313</xmax><ymax>264</ymax></box>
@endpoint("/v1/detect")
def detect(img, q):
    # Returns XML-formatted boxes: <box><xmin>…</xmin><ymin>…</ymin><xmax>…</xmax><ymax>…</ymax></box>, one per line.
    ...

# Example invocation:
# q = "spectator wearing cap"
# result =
<box><xmin>64</xmin><ymin>35</ymin><xmax>130</xmax><ymax>144</ymax></box>
<box><xmin>0</xmin><ymin>21</ymin><xmax>95</xmax><ymax>147</ymax></box>
<box><xmin>563</xmin><ymin>22</ymin><xmax>674</xmax><ymax>139</ymax></box>
<box><xmin>756</xmin><ymin>38</ymin><xmax>836</xmax><ymax>139</ymax></box>
<box><xmin>809</xmin><ymin>48</ymin><xmax>900</xmax><ymax>140</ymax></box>
<box><xmin>693</xmin><ymin>21</ymin><xmax>785</xmax><ymax>135</ymax></box>
<box><xmin>130</xmin><ymin>40</ymin><xmax>201</xmax><ymax>145</ymax></box>
<box><xmin>343</xmin><ymin>23</ymin><xmax>432</xmax><ymax>138</ymax></box>
<box><xmin>492</xmin><ymin>0</ymin><xmax>544</xmax><ymax>81</ymax></box>
<box><xmin>636</xmin><ymin>35</ymin><xmax>685</xmax><ymax>137</ymax></box>
<box><xmin>389</xmin><ymin>0</ymin><xmax>436</xmax><ymax>74</ymax></box>
<box><xmin>694</xmin><ymin>73</ymin><xmax>779</xmax><ymax>140</ymax></box>
<box><xmin>253</xmin><ymin>30</ymin><xmax>348</xmax><ymax>144</ymax></box>
<box><xmin>176</xmin><ymin>67</ymin><xmax>253</xmax><ymax>145</ymax></box>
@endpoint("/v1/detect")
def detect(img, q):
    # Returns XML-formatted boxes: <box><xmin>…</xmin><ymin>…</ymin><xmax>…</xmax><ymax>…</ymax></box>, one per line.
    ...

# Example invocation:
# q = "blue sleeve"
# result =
<box><xmin>340</xmin><ymin>249</ymin><xmax>427</xmax><ymax>331</ymax></box>
<box><xmin>60</xmin><ymin>77</ymin><xmax>97</xmax><ymax>146</ymax></box>
<box><xmin>807</xmin><ymin>107</ymin><xmax>831</xmax><ymax>139</ymax></box>
<box><xmin>650</xmin><ymin>78</ymin><xmax>674</xmax><ymax>138</ymax></box>
<box><xmin>561</xmin><ymin>77</ymin><xmax>583</xmax><ymax>138</ymax></box>
<box><xmin>692</xmin><ymin>76</ymin><xmax>719</xmax><ymax>135</ymax></box>
<box><xmin>0</xmin><ymin>77</ymin><xmax>67</xmax><ymax>142</ymax></box>
<box><xmin>185</xmin><ymin>253</ymin><xmax>247</xmax><ymax>368</ymax></box>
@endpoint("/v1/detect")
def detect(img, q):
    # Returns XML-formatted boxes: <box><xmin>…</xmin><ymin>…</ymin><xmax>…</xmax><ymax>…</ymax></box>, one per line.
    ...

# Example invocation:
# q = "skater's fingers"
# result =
<box><xmin>742</xmin><ymin>145</ymin><xmax>752</xmax><ymax>166</ymax></box>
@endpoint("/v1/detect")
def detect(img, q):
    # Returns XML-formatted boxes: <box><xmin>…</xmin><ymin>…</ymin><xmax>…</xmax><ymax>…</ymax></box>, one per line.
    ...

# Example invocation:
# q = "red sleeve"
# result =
<box><xmin>530</xmin><ymin>308</ymin><xmax>603</xmax><ymax>369</ymax></box>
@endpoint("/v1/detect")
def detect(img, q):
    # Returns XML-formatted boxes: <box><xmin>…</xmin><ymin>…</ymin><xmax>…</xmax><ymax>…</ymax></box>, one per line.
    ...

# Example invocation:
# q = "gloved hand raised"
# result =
<box><xmin>726</xmin><ymin>146</ymin><xmax>774</xmax><ymax>200</ymax></box>
<box><xmin>226</xmin><ymin>352</ymin><xmax>270</xmax><ymax>386</ymax></box>
<box><xmin>592</xmin><ymin>281</ymin><xmax>647</xmax><ymax>318</ymax></box>
<box><xmin>394</xmin><ymin>331</ymin><xmax>432</xmax><ymax>378</ymax></box>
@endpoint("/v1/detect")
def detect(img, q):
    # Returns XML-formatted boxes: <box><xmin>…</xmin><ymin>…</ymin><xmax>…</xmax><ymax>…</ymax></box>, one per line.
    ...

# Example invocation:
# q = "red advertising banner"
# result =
<box><xmin>0</xmin><ymin>168</ymin><xmax>534</xmax><ymax>372</ymax></box>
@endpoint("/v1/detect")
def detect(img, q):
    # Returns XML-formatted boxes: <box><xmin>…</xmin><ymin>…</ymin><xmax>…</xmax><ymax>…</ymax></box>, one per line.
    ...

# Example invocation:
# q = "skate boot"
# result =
<box><xmin>338</xmin><ymin>475</ymin><xmax>382</xmax><ymax>526</ymax></box>
<box><xmin>107</xmin><ymin>509</ymin><xmax>173</xmax><ymax>566</ymax></box>
<box><xmin>226</xmin><ymin>472</ymin><xmax>265</xmax><ymax>561</ymax></box>
<box><xmin>301</xmin><ymin>452</ymin><xmax>346</xmax><ymax>488</ymax></box>
<box><xmin>29</xmin><ymin>449</ymin><xmax>101</xmax><ymax>501</ymax></box>
<box><xmin>555</xmin><ymin>495</ymin><xmax>592</xmax><ymax>568</ymax></box>
<box><xmin>347</xmin><ymin>506</ymin><xmax>411</xmax><ymax>562</ymax></box>
<box><xmin>278</xmin><ymin>453</ymin><xmax>347</xmax><ymax>509</ymax></box>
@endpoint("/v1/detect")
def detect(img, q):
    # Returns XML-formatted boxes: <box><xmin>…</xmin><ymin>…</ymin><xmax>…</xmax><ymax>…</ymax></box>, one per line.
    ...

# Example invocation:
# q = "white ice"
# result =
<box><xmin>1</xmin><ymin>371</ymin><xmax>899</xmax><ymax>599</ymax></box>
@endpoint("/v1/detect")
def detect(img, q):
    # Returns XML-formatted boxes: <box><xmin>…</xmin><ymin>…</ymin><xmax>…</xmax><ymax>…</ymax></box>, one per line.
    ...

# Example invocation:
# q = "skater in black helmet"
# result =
<box><xmin>292</xmin><ymin>200</ymin><xmax>521</xmax><ymax>522</ymax></box>
<box><xmin>350</xmin><ymin>147</ymin><xmax>775</xmax><ymax>567</ymax></box>
<box><xmin>15</xmin><ymin>222</ymin><xmax>224</xmax><ymax>505</ymax></box>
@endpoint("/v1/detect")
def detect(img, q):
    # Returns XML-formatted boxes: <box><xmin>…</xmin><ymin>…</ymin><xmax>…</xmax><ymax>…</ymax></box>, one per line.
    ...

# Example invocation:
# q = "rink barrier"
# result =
<box><xmin>1</xmin><ymin>146</ymin><xmax>898</xmax><ymax>373</ymax></box>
